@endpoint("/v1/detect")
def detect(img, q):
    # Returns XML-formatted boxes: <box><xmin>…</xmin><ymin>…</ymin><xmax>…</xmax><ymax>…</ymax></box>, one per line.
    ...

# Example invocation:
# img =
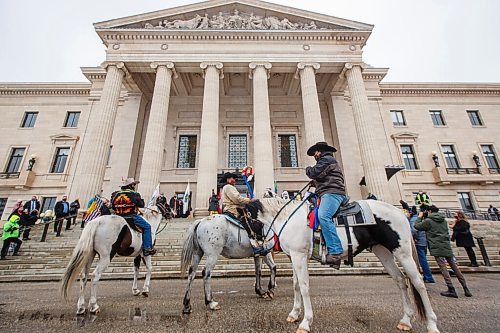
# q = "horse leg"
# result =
<box><xmin>286</xmin><ymin>263</ymin><xmax>302</xmax><ymax>323</ymax></box>
<box><xmin>372</xmin><ymin>245</ymin><xmax>415</xmax><ymax>331</ymax></box>
<box><xmin>182</xmin><ymin>252</ymin><xmax>202</xmax><ymax>314</ymax></box>
<box><xmin>141</xmin><ymin>255</ymin><xmax>153</xmax><ymax>297</ymax></box>
<box><xmin>289</xmin><ymin>250</ymin><xmax>313</xmax><ymax>333</ymax></box>
<box><xmin>253</xmin><ymin>255</ymin><xmax>266</xmax><ymax>297</ymax></box>
<box><xmin>396</xmin><ymin>251</ymin><xmax>440</xmax><ymax>333</ymax></box>
<box><xmin>202</xmin><ymin>254</ymin><xmax>220</xmax><ymax>311</ymax></box>
<box><xmin>132</xmin><ymin>256</ymin><xmax>141</xmax><ymax>296</ymax></box>
<box><xmin>263</xmin><ymin>252</ymin><xmax>277</xmax><ymax>299</ymax></box>
<box><xmin>88</xmin><ymin>255</ymin><xmax>111</xmax><ymax>314</ymax></box>
<box><xmin>77</xmin><ymin>258</ymin><xmax>93</xmax><ymax>315</ymax></box>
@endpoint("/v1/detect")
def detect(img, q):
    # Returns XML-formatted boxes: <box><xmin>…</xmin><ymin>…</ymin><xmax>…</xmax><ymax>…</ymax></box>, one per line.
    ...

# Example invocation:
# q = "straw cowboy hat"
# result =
<box><xmin>306</xmin><ymin>141</ymin><xmax>337</xmax><ymax>156</ymax></box>
<box><xmin>121</xmin><ymin>177</ymin><xmax>140</xmax><ymax>187</ymax></box>
<box><xmin>220</xmin><ymin>172</ymin><xmax>239</xmax><ymax>183</ymax></box>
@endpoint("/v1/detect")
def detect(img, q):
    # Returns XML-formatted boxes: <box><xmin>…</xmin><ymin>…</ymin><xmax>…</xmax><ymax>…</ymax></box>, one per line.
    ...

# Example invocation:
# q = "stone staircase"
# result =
<box><xmin>0</xmin><ymin>218</ymin><xmax>499</xmax><ymax>282</ymax></box>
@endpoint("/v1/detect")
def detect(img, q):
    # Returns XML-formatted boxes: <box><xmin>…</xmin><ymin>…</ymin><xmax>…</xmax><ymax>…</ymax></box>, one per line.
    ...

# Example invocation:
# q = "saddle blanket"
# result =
<box><xmin>221</xmin><ymin>214</ymin><xmax>245</xmax><ymax>229</ymax></box>
<box><xmin>334</xmin><ymin>200</ymin><xmax>376</xmax><ymax>227</ymax></box>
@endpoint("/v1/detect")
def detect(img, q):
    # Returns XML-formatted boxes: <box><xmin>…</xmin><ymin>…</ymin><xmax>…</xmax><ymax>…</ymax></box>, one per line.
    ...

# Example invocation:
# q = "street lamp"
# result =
<box><xmin>472</xmin><ymin>151</ymin><xmax>481</xmax><ymax>167</ymax></box>
<box><xmin>27</xmin><ymin>154</ymin><xmax>37</xmax><ymax>171</ymax></box>
<box><xmin>431</xmin><ymin>151</ymin><xmax>440</xmax><ymax>167</ymax></box>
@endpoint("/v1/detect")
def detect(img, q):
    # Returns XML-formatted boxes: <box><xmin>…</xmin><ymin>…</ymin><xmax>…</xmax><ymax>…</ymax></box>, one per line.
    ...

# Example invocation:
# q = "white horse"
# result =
<box><xmin>245</xmin><ymin>198</ymin><xmax>440</xmax><ymax>333</ymax></box>
<box><xmin>60</xmin><ymin>201</ymin><xmax>171</xmax><ymax>315</ymax></box>
<box><xmin>180</xmin><ymin>214</ymin><xmax>277</xmax><ymax>313</ymax></box>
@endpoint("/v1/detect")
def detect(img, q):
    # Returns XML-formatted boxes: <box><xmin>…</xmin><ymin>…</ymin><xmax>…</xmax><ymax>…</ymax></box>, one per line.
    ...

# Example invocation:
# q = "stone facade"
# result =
<box><xmin>1</xmin><ymin>0</ymin><xmax>499</xmax><ymax>219</ymax></box>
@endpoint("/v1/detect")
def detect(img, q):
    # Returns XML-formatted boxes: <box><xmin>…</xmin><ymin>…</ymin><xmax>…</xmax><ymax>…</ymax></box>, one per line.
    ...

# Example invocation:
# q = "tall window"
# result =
<box><xmin>441</xmin><ymin>145</ymin><xmax>460</xmax><ymax>168</ymax></box>
<box><xmin>228</xmin><ymin>135</ymin><xmax>247</xmax><ymax>169</ymax></box>
<box><xmin>429</xmin><ymin>110</ymin><xmax>445</xmax><ymax>126</ymax></box>
<box><xmin>481</xmin><ymin>145</ymin><xmax>499</xmax><ymax>169</ymax></box>
<box><xmin>0</xmin><ymin>198</ymin><xmax>7</xmax><ymax>218</ymax></box>
<box><xmin>41</xmin><ymin>197</ymin><xmax>56</xmax><ymax>212</ymax></box>
<box><xmin>457</xmin><ymin>192</ymin><xmax>474</xmax><ymax>212</ymax></box>
<box><xmin>390</xmin><ymin>110</ymin><xmax>406</xmax><ymax>126</ymax></box>
<box><xmin>21</xmin><ymin>112</ymin><xmax>38</xmax><ymax>128</ymax></box>
<box><xmin>51</xmin><ymin>147</ymin><xmax>70</xmax><ymax>173</ymax></box>
<box><xmin>64</xmin><ymin>111</ymin><xmax>80</xmax><ymax>127</ymax></box>
<box><xmin>278</xmin><ymin>134</ymin><xmax>298</xmax><ymax>167</ymax></box>
<box><xmin>466</xmin><ymin>110</ymin><xmax>483</xmax><ymax>126</ymax></box>
<box><xmin>400</xmin><ymin>145</ymin><xmax>418</xmax><ymax>170</ymax></box>
<box><xmin>177</xmin><ymin>135</ymin><xmax>197</xmax><ymax>168</ymax></box>
<box><xmin>6</xmin><ymin>148</ymin><xmax>25</xmax><ymax>173</ymax></box>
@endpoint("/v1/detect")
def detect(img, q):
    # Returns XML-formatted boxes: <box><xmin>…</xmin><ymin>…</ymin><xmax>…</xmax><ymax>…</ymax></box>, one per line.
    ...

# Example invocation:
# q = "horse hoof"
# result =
<box><xmin>209</xmin><ymin>302</ymin><xmax>220</xmax><ymax>311</ymax></box>
<box><xmin>296</xmin><ymin>328</ymin><xmax>309</xmax><ymax>333</ymax></box>
<box><xmin>89</xmin><ymin>305</ymin><xmax>100</xmax><ymax>314</ymax></box>
<box><xmin>133</xmin><ymin>290</ymin><xmax>140</xmax><ymax>296</ymax></box>
<box><xmin>287</xmin><ymin>316</ymin><xmax>298</xmax><ymax>323</ymax></box>
<box><xmin>397</xmin><ymin>323</ymin><xmax>412</xmax><ymax>331</ymax></box>
<box><xmin>267</xmin><ymin>290</ymin><xmax>275</xmax><ymax>299</ymax></box>
<box><xmin>76</xmin><ymin>308</ymin><xmax>86</xmax><ymax>316</ymax></box>
<box><xmin>182</xmin><ymin>307</ymin><xmax>192</xmax><ymax>315</ymax></box>
<box><xmin>142</xmin><ymin>292</ymin><xmax>149</xmax><ymax>298</ymax></box>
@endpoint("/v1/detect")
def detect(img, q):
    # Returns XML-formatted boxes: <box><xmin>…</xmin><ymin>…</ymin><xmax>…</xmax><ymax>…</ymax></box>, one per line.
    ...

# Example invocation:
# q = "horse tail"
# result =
<box><xmin>408</xmin><ymin>238</ymin><xmax>426</xmax><ymax>320</ymax></box>
<box><xmin>180</xmin><ymin>219</ymin><xmax>202</xmax><ymax>277</ymax></box>
<box><xmin>60</xmin><ymin>219</ymin><xmax>100</xmax><ymax>300</ymax></box>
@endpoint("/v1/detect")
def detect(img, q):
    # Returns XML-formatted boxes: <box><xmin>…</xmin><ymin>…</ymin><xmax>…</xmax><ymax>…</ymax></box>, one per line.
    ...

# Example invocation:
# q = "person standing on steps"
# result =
<box><xmin>451</xmin><ymin>211</ymin><xmax>478</xmax><ymax>267</ymax></box>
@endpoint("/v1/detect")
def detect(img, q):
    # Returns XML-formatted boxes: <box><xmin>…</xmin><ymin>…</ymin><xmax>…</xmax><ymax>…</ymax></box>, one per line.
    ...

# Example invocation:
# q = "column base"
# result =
<box><xmin>193</xmin><ymin>208</ymin><xmax>210</xmax><ymax>218</ymax></box>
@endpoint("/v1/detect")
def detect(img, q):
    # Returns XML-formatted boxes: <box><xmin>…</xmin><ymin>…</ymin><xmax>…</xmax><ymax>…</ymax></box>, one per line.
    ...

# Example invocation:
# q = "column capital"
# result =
<box><xmin>294</xmin><ymin>62</ymin><xmax>320</xmax><ymax>79</ymax></box>
<box><xmin>151</xmin><ymin>62</ymin><xmax>178</xmax><ymax>78</ymax></box>
<box><xmin>340</xmin><ymin>62</ymin><xmax>367</xmax><ymax>78</ymax></box>
<box><xmin>101</xmin><ymin>61</ymin><xmax>129</xmax><ymax>77</ymax></box>
<box><xmin>248</xmin><ymin>62</ymin><xmax>272</xmax><ymax>79</ymax></box>
<box><xmin>200</xmin><ymin>62</ymin><xmax>224</xmax><ymax>79</ymax></box>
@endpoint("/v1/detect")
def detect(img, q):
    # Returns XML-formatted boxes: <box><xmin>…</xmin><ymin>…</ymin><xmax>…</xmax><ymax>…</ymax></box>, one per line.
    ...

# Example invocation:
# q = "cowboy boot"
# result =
<box><xmin>440</xmin><ymin>286</ymin><xmax>458</xmax><ymax>298</ymax></box>
<box><xmin>326</xmin><ymin>254</ymin><xmax>341</xmax><ymax>270</ymax></box>
<box><xmin>463</xmin><ymin>286</ymin><xmax>473</xmax><ymax>297</ymax></box>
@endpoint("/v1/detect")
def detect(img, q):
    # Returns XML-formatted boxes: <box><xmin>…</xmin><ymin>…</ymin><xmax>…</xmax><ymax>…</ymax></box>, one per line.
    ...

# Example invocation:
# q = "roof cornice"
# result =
<box><xmin>0</xmin><ymin>83</ymin><xmax>90</xmax><ymax>96</ymax></box>
<box><xmin>380</xmin><ymin>83</ymin><xmax>500</xmax><ymax>96</ymax></box>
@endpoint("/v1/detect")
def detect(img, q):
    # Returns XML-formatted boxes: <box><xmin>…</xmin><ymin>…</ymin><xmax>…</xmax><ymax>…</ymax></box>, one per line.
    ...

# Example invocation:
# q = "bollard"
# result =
<box><xmin>475</xmin><ymin>237</ymin><xmax>491</xmax><ymax>266</ymax></box>
<box><xmin>40</xmin><ymin>223</ymin><xmax>50</xmax><ymax>242</ymax></box>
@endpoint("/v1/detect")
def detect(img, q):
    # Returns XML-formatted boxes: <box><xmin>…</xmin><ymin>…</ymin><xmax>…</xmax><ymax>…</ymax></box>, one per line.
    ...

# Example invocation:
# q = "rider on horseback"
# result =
<box><xmin>111</xmin><ymin>178</ymin><xmax>156</xmax><ymax>256</ymax></box>
<box><xmin>220</xmin><ymin>172</ymin><xmax>260</xmax><ymax>248</ymax></box>
<box><xmin>306</xmin><ymin>142</ymin><xmax>347</xmax><ymax>269</ymax></box>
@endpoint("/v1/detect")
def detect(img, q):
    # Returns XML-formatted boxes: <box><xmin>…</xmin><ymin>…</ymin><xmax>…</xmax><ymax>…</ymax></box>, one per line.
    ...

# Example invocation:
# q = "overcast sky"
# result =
<box><xmin>0</xmin><ymin>0</ymin><xmax>499</xmax><ymax>83</ymax></box>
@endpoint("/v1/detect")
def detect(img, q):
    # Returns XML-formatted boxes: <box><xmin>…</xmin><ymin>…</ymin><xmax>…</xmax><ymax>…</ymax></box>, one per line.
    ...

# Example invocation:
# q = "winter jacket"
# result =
<box><xmin>451</xmin><ymin>219</ymin><xmax>475</xmax><ymax>248</ymax></box>
<box><xmin>408</xmin><ymin>215</ymin><xmax>427</xmax><ymax>247</ymax></box>
<box><xmin>414</xmin><ymin>212</ymin><xmax>453</xmax><ymax>257</ymax></box>
<box><xmin>305</xmin><ymin>152</ymin><xmax>346</xmax><ymax>197</ymax></box>
<box><xmin>221</xmin><ymin>184</ymin><xmax>251</xmax><ymax>217</ymax></box>
<box><xmin>111</xmin><ymin>189</ymin><xmax>145</xmax><ymax>217</ymax></box>
<box><xmin>2</xmin><ymin>214</ymin><xmax>21</xmax><ymax>240</ymax></box>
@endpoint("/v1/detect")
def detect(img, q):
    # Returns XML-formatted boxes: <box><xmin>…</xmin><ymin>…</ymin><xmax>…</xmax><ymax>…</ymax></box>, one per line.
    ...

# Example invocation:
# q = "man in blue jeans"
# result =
<box><xmin>408</xmin><ymin>206</ymin><xmax>435</xmax><ymax>283</ymax></box>
<box><xmin>306</xmin><ymin>142</ymin><xmax>346</xmax><ymax>269</ymax></box>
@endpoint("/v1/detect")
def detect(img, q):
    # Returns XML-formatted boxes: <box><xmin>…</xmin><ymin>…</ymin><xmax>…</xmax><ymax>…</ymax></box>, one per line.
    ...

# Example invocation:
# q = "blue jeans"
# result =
<box><xmin>318</xmin><ymin>193</ymin><xmax>345</xmax><ymax>255</ymax></box>
<box><xmin>416</xmin><ymin>245</ymin><xmax>434</xmax><ymax>282</ymax></box>
<box><xmin>133</xmin><ymin>215</ymin><xmax>153</xmax><ymax>250</ymax></box>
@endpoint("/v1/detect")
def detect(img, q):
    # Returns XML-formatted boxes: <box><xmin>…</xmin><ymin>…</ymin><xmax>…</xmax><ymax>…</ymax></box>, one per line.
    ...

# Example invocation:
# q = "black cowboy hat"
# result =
<box><xmin>306</xmin><ymin>141</ymin><xmax>337</xmax><ymax>156</ymax></box>
<box><xmin>220</xmin><ymin>172</ymin><xmax>239</xmax><ymax>183</ymax></box>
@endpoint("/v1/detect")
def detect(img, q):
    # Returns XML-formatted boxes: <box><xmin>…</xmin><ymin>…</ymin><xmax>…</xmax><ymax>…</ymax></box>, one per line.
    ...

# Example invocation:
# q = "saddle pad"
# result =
<box><xmin>334</xmin><ymin>201</ymin><xmax>376</xmax><ymax>227</ymax></box>
<box><xmin>221</xmin><ymin>214</ymin><xmax>245</xmax><ymax>230</ymax></box>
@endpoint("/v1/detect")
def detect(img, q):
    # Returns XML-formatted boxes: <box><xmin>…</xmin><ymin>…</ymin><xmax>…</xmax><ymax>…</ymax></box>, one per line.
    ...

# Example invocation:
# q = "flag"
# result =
<box><xmin>182</xmin><ymin>180</ymin><xmax>190</xmax><ymax>215</ymax></box>
<box><xmin>83</xmin><ymin>195</ymin><xmax>104</xmax><ymax>223</ymax></box>
<box><xmin>147</xmin><ymin>184</ymin><xmax>161</xmax><ymax>208</ymax></box>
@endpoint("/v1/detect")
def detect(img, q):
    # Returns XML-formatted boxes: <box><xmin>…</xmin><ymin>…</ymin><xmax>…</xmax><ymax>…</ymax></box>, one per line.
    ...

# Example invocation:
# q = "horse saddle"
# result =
<box><xmin>123</xmin><ymin>216</ymin><xmax>143</xmax><ymax>233</ymax></box>
<box><xmin>333</xmin><ymin>199</ymin><xmax>376</xmax><ymax>227</ymax></box>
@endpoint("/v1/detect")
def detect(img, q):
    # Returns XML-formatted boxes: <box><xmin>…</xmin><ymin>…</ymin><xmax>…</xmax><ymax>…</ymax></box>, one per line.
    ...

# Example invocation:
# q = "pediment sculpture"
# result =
<box><xmin>143</xmin><ymin>9</ymin><xmax>326</xmax><ymax>30</ymax></box>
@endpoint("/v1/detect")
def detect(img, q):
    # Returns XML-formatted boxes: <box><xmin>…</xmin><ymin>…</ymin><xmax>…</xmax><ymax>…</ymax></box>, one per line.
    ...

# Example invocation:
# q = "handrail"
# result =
<box><xmin>0</xmin><ymin>172</ymin><xmax>21</xmax><ymax>179</ymax></box>
<box><xmin>446</xmin><ymin>167</ymin><xmax>480</xmax><ymax>175</ymax></box>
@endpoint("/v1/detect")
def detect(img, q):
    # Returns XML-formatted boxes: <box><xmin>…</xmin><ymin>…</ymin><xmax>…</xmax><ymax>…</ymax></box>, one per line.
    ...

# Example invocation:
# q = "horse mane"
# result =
<box><xmin>249</xmin><ymin>197</ymin><xmax>303</xmax><ymax>219</ymax></box>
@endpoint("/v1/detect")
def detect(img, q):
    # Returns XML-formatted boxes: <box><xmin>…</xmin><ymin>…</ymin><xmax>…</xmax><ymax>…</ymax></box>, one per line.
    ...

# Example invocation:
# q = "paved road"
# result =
<box><xmin>1</xmin><ymin>274</ymin><xmax>498</xmax><ymax>333</ymax></box>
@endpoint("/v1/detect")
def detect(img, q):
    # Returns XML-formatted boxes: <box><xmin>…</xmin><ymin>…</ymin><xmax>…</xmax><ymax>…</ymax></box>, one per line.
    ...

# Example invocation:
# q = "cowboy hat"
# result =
<box><xmin>121</xmin><ymin>177</ymin><xmax>140</xmax><ymax>187</ymax></box>
<box><xmin>220</xmin><ymin>172</ymin><xmax>239</xmax><ymax>183</ymax></box>
<box><xmin>306</xmin><ymin>141</ymin><xmax>337</xmax><ymax>156</ymax></box>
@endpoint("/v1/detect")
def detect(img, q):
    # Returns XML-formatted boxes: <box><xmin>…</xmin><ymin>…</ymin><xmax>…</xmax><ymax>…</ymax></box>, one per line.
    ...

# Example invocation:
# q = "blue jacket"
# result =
<box><xmin>409</xmin><ymin>215</ymin><xmax>427</xmax><ymax>247</ymax></box>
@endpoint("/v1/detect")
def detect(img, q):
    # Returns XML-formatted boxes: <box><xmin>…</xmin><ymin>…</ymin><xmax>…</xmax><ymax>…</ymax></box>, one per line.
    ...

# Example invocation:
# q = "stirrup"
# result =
<box><xmin>143</xmin><ymin>248</ymin><xmax>157</xmax><ymax>256</ymax></box>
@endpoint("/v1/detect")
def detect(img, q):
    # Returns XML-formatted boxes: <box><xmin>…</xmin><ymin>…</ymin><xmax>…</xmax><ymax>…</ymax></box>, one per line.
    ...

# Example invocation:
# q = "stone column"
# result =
<box><xmin>249</xmin><ymin>62</ymin><xmax>274</xmax><ymax>198</ymax></box>
<box><xmin>344</xmin><ymin>63</ymin><xmax>390</xmax><ymax>201</ymax></box>
<box><xmin>296</xmin><ymin>63</ymin><xmax>325</xmax><ymax>150</ymax></box>
<box><xmin>138</xmin><ymin>62</ymin><xmax>176</xmax><ymax>201</ymax></box>
<box><xmin>194</xmin><ymin>62</ymin><xmax>223</xmax><ymax>217</ymax></box>
<box><xmin>69</xmin><ymin>62</ymin><xmax>126</xmax><ymax>207</ymax></box>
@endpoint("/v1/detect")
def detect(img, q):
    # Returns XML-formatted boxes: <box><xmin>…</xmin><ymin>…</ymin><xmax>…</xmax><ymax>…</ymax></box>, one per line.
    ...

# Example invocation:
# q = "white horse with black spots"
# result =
<box><xmin>60</xmin><ymin>200</ymin><xmax>171</xmax><ymax>314</ymax></box>
<box><xmin>245</xmin><ymin>198</ymin><xmax>440</xmax><ymax>333</ymax></box>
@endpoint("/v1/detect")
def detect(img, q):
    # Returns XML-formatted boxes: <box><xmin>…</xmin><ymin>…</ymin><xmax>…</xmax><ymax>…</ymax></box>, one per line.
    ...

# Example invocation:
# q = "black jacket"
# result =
<box><xmin>54</xmin><ymin>200</ymin><xmax>70</xmax><ymax>218</ymax></box>
<box><xmin>451</xmin><ymin>219</ymin><xmax>475</xmax><ymax>248</ymax></box>
<box><xmin>111</xmin><ymin>189</ymin><xmax>145</xmax><ymax>216</ymax></box>
<box><xmin>23</xmin><ymin>200</ymin><xmax>40</xmax><ymax>214</ymax></box>
<box><xmin>306</xmin><ymin>152</ymin><xmax>346</xmax><ymax>197</ymax></box>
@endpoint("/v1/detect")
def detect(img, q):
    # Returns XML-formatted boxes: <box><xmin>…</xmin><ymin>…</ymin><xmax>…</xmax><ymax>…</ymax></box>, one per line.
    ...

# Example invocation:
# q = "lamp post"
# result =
<box><xmin>431</xmin><ymin>151</ymin><xmax>440</xmax><ymax>167</ymax></box>
<box><xmin>472</xmin><ymin>151</ymin><xmax>481</xmax><ymax>167</ymax></box>
<box><xmin>27</xmin><ymin>154</ymin><xmax>37</xmax><ymax>171</ymax></box>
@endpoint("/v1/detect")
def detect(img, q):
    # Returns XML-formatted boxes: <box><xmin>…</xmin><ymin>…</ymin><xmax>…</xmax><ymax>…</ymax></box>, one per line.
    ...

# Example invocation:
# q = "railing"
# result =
<box><xmin>442</xmin><ymin>208</ymin><xmax>499</xmax><ymax>221</ymax></box>
<box><xmin>446</xmin><ymin>168</ymin><xmax>480</xmax><ymax>175</ymax></box>
<box><xmin>488</xmin><ymin>168</ymin><xmax>500</xmax><ymax>174</ymax></box>
<box><xmin>0</xmin><ymin>172</ymin><xmax>20</xmax><ymax>179</ymax></box>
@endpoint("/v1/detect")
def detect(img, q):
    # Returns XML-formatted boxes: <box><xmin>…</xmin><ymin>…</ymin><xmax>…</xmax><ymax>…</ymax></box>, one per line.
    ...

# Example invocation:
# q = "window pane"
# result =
<box><xmin>51</xmin><ymin>147</ymin><xmax>70</xmax><ymax>173</ymax></box>
<box><xmin>390</xmin><ymin>110</ymin><xmax>406</xmax><ymax>126</ymax></box>
<box><xmin>442</xmin><ymin>145</ymin><xmax>459</xmax><ymax>168</ymax></box>
<box><xmin>64</xmin><ymin>111</ymin><xmax>80</xmax><ymax>127</ymax></box>
<box><xmin>228</xmin><ymin>135</ymin><xmax>247</xmax><ymax>169</ymax></box>
<box><xmin>400</xmin><ymin>145</ymin><xmax>418</xmax><ymax>170</ymax></box>
<box><xmin>481</xmin><ymin>145</ymin><xmax>499</xmax><ymax>169</ymax></box>
<box><xmin>6</xmin><ymin>148</ymin><xmax>25</xmax><ymax>173</ymax></box>
<box><xmin>21</xmin><ymin>112</ymin><xmax>38</xmax><ymax>128</ymax></box>
<box><xmin>177</xmin><ymin>135</ymin><xmax>197</xmax><ymax>168</ymax></box>
<box><xmin>278</xmin><ymin>134</ymin><xmax>298</xmax><ymax>167</ymax></box>
<box><xmin>458</xmin><ymin>192</ymin><xmax>474</xmax><ymax>211</ymax></box>
<box><xmin>41</xmin><ymin>197</ymin><xmax>56</xmax><ymax>212</ymax></box>
<box><xmin>0</xmin><ymin>198</ymin><xmax>7</xmax><ymax>218</ymax></box>
<box><xmin>466</xmin><ymin>110</ymin><xmax>482</xmax><ymax>126</ymax></box>
<box><xmin>430</xmin><ymin>111</ymin><xmax>445</xmax><ymax>126</ymax></box>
